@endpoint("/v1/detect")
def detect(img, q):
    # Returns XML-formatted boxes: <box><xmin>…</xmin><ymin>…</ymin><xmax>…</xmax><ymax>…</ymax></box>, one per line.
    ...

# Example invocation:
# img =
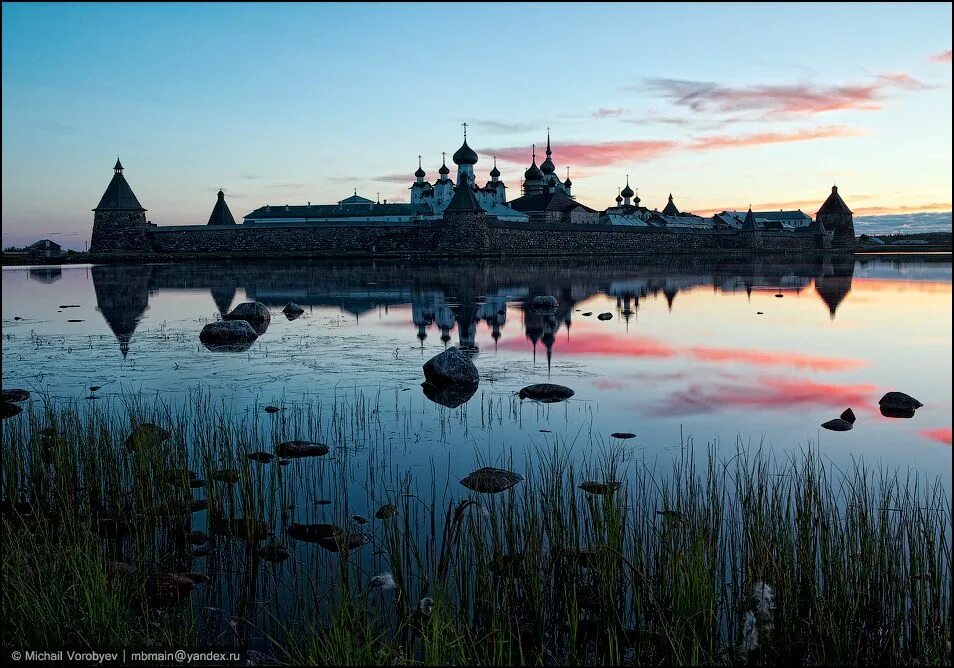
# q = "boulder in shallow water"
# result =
<box><xmin>275</xmin><ymin>440</ymin><xmax>330</xmax><ymax>458</ymax></box>
<box><xmin>821</xmin><ymin>418</ymin><xmax>853</xmax><ymax>432</ymax></box>
<box><xmin>878</xmin><ymin>392</ymin><xmax>922</xmax><ymax>418</ymax></box>
<box><xmin>579</xmin><ymin>481</ymin><xmax>622</xmax><ymax>496</ymax></box>
<box><xmin>597</xmin><ymin>313</ymin><xmax>613</xmax><ymax>321</ymax></box>
<box><xmin>248</xmin><ymin>451</ymin><xmax>275</xmax><ymax>463</ymax></box>
<box><xmin>1</xmin><ymin>389</ymin><xmax>30</xmax><ymax>403</ymax></box>
<box><xmin>224</xmin><ymin>301</ymin><xmax>271</xmax><ymax>324</ymax></box>
<box><xmin>210</xmin><ymin>517</ymin><xmax>271</xmax><ymax>542</ymax></box>
<box><xmin>1</xmin><ymin>402</ymin><xmax>22</xmax><ymax>420</ymax></box>
<box><xmin>282</xmin><ymin>302</ymin><xmax>305</xmax><ymax>315</ymax></box>
<box><xmin>518</xmin><ymin>383</ymin><xmax>575</xmax><ymax>403</ymax></box>
<box><xmin>611</xmin><ymin>432</ymin><xmax>636</xmax><ymax>440</ymax></box>
<box><xmin>840</xmin><ymin>408</ymin><xmax>856</xmax><ymax>424</ymax></box>
<box><xmin>199</xmin><ymin>320</ymin><xmax>258</xmax><ymax>352</ymax></box>
<box><xmin>460</xmin><ymin>467</ymin><xmax>523</xmax><ymax>494</ymax></box>
<box><xmin>423</xmin><ymin>347</ymin><xmax>479</xmax><ymax>387</ymax></box>
<box><xmin>288</xmin><ymin>522</ymin><xmax>343</xmax><ymax>544</ymax></box>
<box><xmin>375</xmin><ymin>503</ymin><xmax>397</xmax><ymax>520</ymax></box>
<box><xmin>124</xmin><ymin>423</ymin><xmax>171</xmax><ymax>450</ymax></box>
<box><xmin>421</xmin><ymin>380</ymin><xmax>477</xmax><ymax>408</ymax></box>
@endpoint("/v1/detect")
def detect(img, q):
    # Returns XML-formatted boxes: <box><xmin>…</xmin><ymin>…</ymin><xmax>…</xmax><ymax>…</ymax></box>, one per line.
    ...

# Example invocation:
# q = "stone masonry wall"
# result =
<box><xmin>137</xmin><ymin>219</ymin><xmax>827</xmax><ymax>258</ymax></box>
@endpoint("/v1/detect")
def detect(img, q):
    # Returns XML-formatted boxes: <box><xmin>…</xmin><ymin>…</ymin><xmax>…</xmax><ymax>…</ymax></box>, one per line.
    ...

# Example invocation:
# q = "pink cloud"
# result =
<box><xmin>654</xmin><ymin>377</ymin><xmax>878</xmax><ymax>416</ymax></box>
<box><xmin>593</xmin><ymin>379</ymin><xmax>627</xmax><ymax>390</ymax></box>
<box><xmin>687</xmin><ymin>346</ymin><xmax>864</xmax><ymax>372</ymax></box>
<box><xmin>487</xmin><ymin>139</ymin><xmax>680</xmax><ymax>168</ymax></box>
<box><xmin>920</xmin><ymin>427</ymin><xmax>952</xmax><ymax>445</ymax></box>
<box><xmin>642</xmin><ymin>74</ymin><xmax>930</xmax><ymax>117</ymax></box>
<box><xmin>690</xmin><ymin>125</ymin><xmax>862</xmax><ymax>151</ymax></box>
<box><xmin>931</xmin><ymin>49</ymin><xmax>952</xmax><ymax>64</ymax></box>
<box><xmin>592</xmin><ymin>108</ymin><xmax>626</xmax><ymax>118</ymax></box>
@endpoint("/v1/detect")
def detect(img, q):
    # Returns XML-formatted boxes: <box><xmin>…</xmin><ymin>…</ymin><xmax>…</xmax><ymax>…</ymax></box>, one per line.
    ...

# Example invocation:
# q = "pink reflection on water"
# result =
<box><xmin>920</xmin><ymin>427</ymin><xmax>952</xmax><ymax>445</ymax></box>
<box><xmin>653</xmin><ymin>376</ymin><xmax>879</xmax><ymax>416</ymax></box>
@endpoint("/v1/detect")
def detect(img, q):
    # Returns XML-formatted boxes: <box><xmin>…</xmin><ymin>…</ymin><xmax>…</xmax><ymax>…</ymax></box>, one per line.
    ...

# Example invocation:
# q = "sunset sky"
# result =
<box><xmin>2</xmin><ymin>2</ymin><xmax>951</xmax><ymax>249</ymax></box>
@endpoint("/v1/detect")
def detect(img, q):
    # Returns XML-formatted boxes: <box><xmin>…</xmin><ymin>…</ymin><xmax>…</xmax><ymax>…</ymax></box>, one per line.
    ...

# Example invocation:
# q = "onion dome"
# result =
<box><xmin>489</xmin><ymin>156</ymin><xmax>500</xmax><ymax>179</ymax></box>
<box><xmin>415</xmin><ymin>156</ymin><xmax>426</xmax><ymax>178</ymax></box>
<box><xmin>620</xmin><ymin>175</ymin><xmax>634</xmax><ymax>199</ymax></box>
<box><xmin>524</xmin><ymin>161</ymin><xmax>543</xmax><ymax>181</ymax></box>
<box><xmin>615</xmin><ymin>191</ymin><xmax>623</xmax><ymax>205</ymax></box>
<box><xmin>438</xmin><ymin>152</ymin><xmax>450</xmax><ymax>177</ymax></box>
<box><xmin>452</xmin><ymin>125</ymin><xmax>479</xmax><ymax>166</ymax></box>
<box><xmin>563</xmin><ymin>167</ymin><xmax>572</xmax><ymax>188</ymax></box>
<box><xmin>540</xmin><ymin>131</ymin><xmax>555</xmax><ymax>174</ymax></box>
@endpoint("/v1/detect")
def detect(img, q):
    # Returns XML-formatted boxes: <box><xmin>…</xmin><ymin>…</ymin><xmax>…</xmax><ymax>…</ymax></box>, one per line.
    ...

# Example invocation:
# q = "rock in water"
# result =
<box><xmin>199</xmin><ymin>320</ymin><xmax>258</xmax><ymax>352</ymax></box>
<box><xmin>375</xmin><ymin>503</ymin><xmax>397</xmax><ymax>520</ymax></box>
<box><xmin>282</xmin><ymin>302</ymin><xmax>305</xmax><ymax>315</ymax></box>
<box><xmin>210</xmin><ymin>517</ymin><xmax>271</xmax><ymax>542</ymax></box>
<box><xmin>275</xmin><ymin>440</ymin><xmax>330</xmax><ymax>458</ymax></box>
<box><xmin>597</xmin><ymin>313</ymin><xmax>613</xmax><ymax>321</ymax></box>
<box><xmin>257</xmin><ymin>543</ymin><xmax>291</xmax><ymax>562</ymax></box>
<box><xmin>821</xmin><ymin>418</ymin><xmax>853</xmax><ymax>432</ymax></box>
<box><xmin>840</xmin><ymin>408</ymin><xmax>856</xmax><ymax>424</ymax></box>
<box><xmin>582</xmin><ymin>312</ymin><xmax>593</xmax><ymax>317</ymax></box>
<box><xmin>611</xmin><ymin>432</ymin><xmax>636</xmax><ymax>439</ymax></box>
<box><xmin>1</xmin><ymin>402</ymin><xmax>22</xmax><ymax>420</ymax></box>
<box><xmin>878</xmin><ymin>392</ymin><xmax>923</xmax><ymax>418</ymax></box>
<box><xmin>518</xmin><ymin>383</ymin><xmax>575</xmax><ymax>403</ymax></box>
<box><xmin>1</xmin><ymin>389</ymin><xmax>30</xmax><ymax>403</ymax></box>
<box><xmin>460</xmin><ymin>467</ymin><xmax>523</xmax><ymax>494</ymax></box>
<box><xmin>423</xmin><ymin>347</ymin><xmax>479</xmax><ymax>387</ymax></box>
<box><xmin>248</xmin><ymin>451</ymin><xmax>275</xmax><ymax>463</ymax></box>
<box><xmin>579</xmin><ymin>481</ymin><xmax>622</xmax><ymax>496</ymax></box>
<box><xmin>421</xmin><ymin>380</ymin><xmax>477</xmax><ymax>408</ymax></box>
<box><xmin>224</xmin><ymin>301</ymin><xmax>271</xmax><ymax>324</ymax></box>
<box><xmin>288</xmin><ymin>523</ymin><xmax>343</xmax><ymax>544</ymax></box>
<box><xmin>124</xmin><ymin>423</ymin><xmax>171</xmax><ymax>450</ymax></box>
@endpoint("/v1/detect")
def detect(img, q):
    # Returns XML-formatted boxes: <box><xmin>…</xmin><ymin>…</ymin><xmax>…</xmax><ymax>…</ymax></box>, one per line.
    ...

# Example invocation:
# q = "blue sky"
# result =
<box><xmin>2</xmin><ymin>2</ymin><xmax>951</xmax><ymax>248</ymax></box>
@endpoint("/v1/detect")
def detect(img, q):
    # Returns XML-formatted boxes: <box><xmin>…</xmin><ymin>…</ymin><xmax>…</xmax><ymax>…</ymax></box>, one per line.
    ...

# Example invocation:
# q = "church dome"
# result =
<box><xmin>453</xmin><ymin>140</ymin><xmax>478</xmax><ymax>165</ymax></box>
<box><xmin>438</xmin><ymin>161</ymin><xmax>450</xmax><ymax>176</ymax></box>
<box><xmin>540</xmin><ymin>156</ymin><xmax>555</xmax><ymax>174</ymax></box>
<box><xmin>615</xmin><ymin>194</ymin><xmax>623</xmax><ymax>204</ymax></box>
<box><xmin>524</xmin><ymin>162</ymin><xmax>544</xmax><ymax>181</ymax></box>
<box><xmin>490</xmin><ymin>164</ymin><xmax>500</xmax><ymax>178</ymax></box>
<box><xmin>564</xmin><ymin>176</ymin><xmax>572</xmax><ymax>187</ymax></box>
<box><xmin>620</xmin><ymin>183</ymin><xmax>634</xmax><ymax>198</ymax></box>
<box><xmin>415</xmin><ymin>166</ymin><xmax>426</xmax><ymax>178</ymax></box>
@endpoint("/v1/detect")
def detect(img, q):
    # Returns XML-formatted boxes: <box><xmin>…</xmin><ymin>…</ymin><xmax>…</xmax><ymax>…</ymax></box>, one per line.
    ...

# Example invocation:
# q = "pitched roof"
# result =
<box><xmin>444</xmin><ymin>182</ymin><xmax>482</xmax><ymax>212</ymax></box>
<box><xmin>508</xmin><ymin>191</ymin><xmax>597</xmax><ymax>214</ymax></box>
<box><xmin>207</xmin><ymin>191</ymin><xmax>236</xmax><ymax>226</ymax></box>
<box><xmin>245</xmin><ymin>202</ymin><xmax>433</xmax><ymax>220</ymax></box>
<box><xmin>339</xmin><ymin>194</ymin><xmax>375</xmax><ymax>205</ymax></box>
<box><xmin>27</xmin><ymin>239</ymin><xmax>60</xmax><ymax>249</ymax></box>
<box><xmin>816</xmin><ymin>185</ymin><xmax>853</xmax><ymax>216</ymax></box>
<box><xmin>94</xmin><ymin>172</ymin><xmax>146</xmax><ymax>211</ymax></box>
<box><xmin>661</xmin><ymin>194</ymin><xmax>680</xmax><ymax>217</ymax></box>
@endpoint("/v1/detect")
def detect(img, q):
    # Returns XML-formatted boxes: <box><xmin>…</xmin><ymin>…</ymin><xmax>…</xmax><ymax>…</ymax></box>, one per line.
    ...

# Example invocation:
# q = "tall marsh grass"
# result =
<box><xmin>2</xmin><ymin>393</ymin><xmax>951</xmax><ymax>665</ymax></box>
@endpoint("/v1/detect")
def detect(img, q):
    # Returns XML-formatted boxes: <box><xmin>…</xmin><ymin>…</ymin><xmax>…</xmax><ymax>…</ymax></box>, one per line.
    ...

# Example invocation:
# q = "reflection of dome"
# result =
<box><xmin>92</xmin><ymin>264</ymin><xmax>153</xmax><ymax>358</ymax></box>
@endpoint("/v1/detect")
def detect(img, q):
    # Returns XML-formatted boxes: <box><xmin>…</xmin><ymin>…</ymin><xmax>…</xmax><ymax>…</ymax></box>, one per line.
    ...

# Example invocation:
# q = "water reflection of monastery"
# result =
<box><xmin>89</xmin><ymin>256</ymin><xmax>865</xmax><ymax>359</ymax></box>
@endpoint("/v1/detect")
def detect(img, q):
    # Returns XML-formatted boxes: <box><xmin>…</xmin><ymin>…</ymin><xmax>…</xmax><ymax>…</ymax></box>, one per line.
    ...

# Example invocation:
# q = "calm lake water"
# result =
<box><xmin>2</xmin><ymin>255</ymin><xmax>951</xmax><ymax>484</ymax></box>
<box><xmin>2</xmin><ymin>254</ymin><xmax>952</xmax><ymax>647</ymax></box>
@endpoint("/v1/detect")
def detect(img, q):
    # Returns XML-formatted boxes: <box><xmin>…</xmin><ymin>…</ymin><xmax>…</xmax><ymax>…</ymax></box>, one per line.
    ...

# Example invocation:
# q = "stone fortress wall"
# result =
<box><xmin>123</xmin><ymin>214</ymin><xmax>830</xmax><ymax>258</ymax></box>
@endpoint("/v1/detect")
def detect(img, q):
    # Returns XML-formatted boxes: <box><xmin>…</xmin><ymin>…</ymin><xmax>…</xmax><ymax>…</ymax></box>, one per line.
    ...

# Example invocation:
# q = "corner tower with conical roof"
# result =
<box><xmin>207</xmin><ymin>190</ymin><xmax>236</xmax><ymax>226</ymax></box>
<box><xmin>816</xmin><ymin>185</ymin><xmax>855</xmax><ymax>249</ymax></box>
<box><xmin>90</xmin><ymin>159</ymin><xmax>152</xmax><ymax>253</ymax></box>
